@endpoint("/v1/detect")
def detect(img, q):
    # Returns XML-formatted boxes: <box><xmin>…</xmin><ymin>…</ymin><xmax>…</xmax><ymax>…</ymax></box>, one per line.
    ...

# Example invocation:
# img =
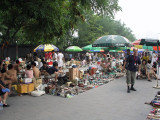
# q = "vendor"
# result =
<box><xmin>40</xmin><ymin>61</ymin><xmax>49</xmax><ymax>75</ymax></box>
<box><xmin>31</xmin><ymin>61</ymin><xmax>41</xmax><ymax>78</ymax></box>
<box><xmin>1</xmin><ymin>64</ymin><xmax>7</xmax><ymax>73</ymax></box>
<box><xmin>0</xmin><ymin>72</ymin><xmax>12</xmax><ymax>95</ymax></box>
<box><xmin>47</xmin><ymin>62</ymin><xmax>63</xmax><ymax>82</ymax></box>
<box><xmin>13</xmin><ymin>60</ymin><xmax>20</xmax><ymax>73</ymax></box>
<box><xmin>6</xmin><ymin>64</ymin><xmax>18</xmax><ymax>83</ymax></box>
<box><xmin>25</xmin><ymin>64</ymin><xmax>33</xmax><ymax>78</ymax></box>
<box><xmin>0</xmin><ymin>82</ymin><xmax>10</xmax><ymax>107</ymax></box>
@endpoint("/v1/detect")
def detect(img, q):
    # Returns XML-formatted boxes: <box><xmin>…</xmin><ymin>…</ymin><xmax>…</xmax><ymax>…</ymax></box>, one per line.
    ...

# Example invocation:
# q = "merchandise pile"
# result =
<box><xmin>146</xmin><ymin>91</ymin><xmax>160</xmax><ymax>120</ymax></box>
<box><xmin>42</xmin><ymin>66</ymin><xmax>125</xmax><ymax>98</ymax></box>
<box><xmin>12</xmin><ymin>63</ymin><xmax>125</xmax><ymax>98</ymax></box>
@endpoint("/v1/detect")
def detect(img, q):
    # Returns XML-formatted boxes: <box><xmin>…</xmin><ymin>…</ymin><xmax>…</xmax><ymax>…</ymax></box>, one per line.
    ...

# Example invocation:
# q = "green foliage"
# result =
<box><xmin>73</xmin><ymin>12</ymin><xmax>136</xmax><ymax>47</ymax></box>
<box><xmin>0</xmin><ymin>0</ymin><xmax>120</xmax><ymax>46</ymax></box>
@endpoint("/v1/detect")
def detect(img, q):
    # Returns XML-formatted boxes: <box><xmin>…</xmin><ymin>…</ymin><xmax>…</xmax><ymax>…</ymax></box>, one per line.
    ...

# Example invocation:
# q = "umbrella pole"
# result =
<box><xmin>153</xmin><ymin>41</ymin><xmax>160</xmax><ymax>89</ymax></box>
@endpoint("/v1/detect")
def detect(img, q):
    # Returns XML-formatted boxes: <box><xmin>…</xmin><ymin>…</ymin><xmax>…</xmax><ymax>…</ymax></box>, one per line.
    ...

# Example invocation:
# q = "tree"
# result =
<box><xmin>0</xmin><ymin>0</ymin><xmax>121</xmax><ymax>45</ymax></box>
<box><xmin>74</xmin><ymin>12</ymin><xmax>136</xmax><ymax>47</ymax></box>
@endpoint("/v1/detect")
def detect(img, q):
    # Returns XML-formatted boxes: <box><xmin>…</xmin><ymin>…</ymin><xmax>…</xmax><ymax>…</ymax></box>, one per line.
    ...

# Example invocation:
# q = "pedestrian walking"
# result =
<box><xmin>126</xmin><ymin>48</ymin><xmax>141</xmax><ymax>93</ymax></box>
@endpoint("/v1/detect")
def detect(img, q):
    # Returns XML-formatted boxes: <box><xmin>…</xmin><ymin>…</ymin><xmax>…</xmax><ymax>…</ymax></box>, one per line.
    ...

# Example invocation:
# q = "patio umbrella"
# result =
<box><xmin>34</xmin><ymin>44</ymin><xmax>59</xmax><ymax>52</ymax></box>
<box><xmin>65</xmin><ymin>46</ymin><xmax>83</xmax><ymax>52</ymax></box>
<box><xmin>110</xmin><ymin>46</ymin><xmax>130</xmax><ymax>50</ymax></box>
<box><xmin>89</xmin><ymin>48</ymin><xmax>104</xmax><ymax>52</ymax></box>
<box><xmin>82</xmin><ymin>44</ymin><xmax>109</xmax><ymax>51</ymax></box>
<box><xmin>153</xmin><ymin>46</ymin><xmax>160</xmax><ymax>51</ymax></box>
<box><xmin>109</xmin><ymin>50</ymin><xmax>120</xmax><ymax>52</ymax></box>
<box><xmin>134</xmin><ymin>45</ymin><xmax>143</xmax><ymax>49</ymax></box>
<box><xmin>132</xmin><ymin>39</ymin><xmax>141</xmax><ymax>45</ymax></box>
<box><xmin>140</xmin><ymin>39</ymin><xmax>160</xmax><ymax>46</ymax></box>
<box><xmin>92</xmin><ymin>35</ymin><xmax>131</xmax><ymax>47</ymax></box>
<box><xmin>142</xmin><ymin>45</ymin><xmax>153</xmax><ymax>51</ymax></box>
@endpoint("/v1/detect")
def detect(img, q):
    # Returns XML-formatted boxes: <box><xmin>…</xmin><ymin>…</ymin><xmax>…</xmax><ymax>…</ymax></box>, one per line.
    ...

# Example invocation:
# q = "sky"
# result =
<box><xmin>115</xmin><ymin>0</ymin><xmax>160</xmax><ymax>40</ymax></box>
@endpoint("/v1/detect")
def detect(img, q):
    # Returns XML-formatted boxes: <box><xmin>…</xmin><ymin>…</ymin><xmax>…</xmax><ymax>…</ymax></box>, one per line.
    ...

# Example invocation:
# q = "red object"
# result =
<box><xmin>153</xmin><ymin>46</ymin><xmax>160</xmax><ymax>51</ymax></box>
<box><xmin>132</xmin><ymin>39</ymin><xmax>141</xmax><ymax>45</ymax></box>
<box><xmin>97</xmin><ymin>61</ymin><xmax>101</xmax><ymax>65</ymax></box>
<box><xmin>48</xmin><ymin>62</ymin><xmax>53</xmax><ymax>66</ymax></box>
<box><xmin>45</xmin><ymin>53</ymin><xmax>49</xmax><ymax>60</ymax></box>
<box><xmin>90</xmin><ymin>67</ymin><xmax>97</xmax><ymax>75</ymax></box>
<box><xmin>48</xmin><ymin>52</ymin><xmax>52</xmax><ymax>59</ymax></box>
<box><xmin>103</xmin><ymin>54</ymin><xmax>106</xmax><ymax>57</ymax></box>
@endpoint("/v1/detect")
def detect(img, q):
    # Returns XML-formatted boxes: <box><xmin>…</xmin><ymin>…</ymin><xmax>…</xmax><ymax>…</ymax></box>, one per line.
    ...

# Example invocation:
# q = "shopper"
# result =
<box><xmin>57</xmin><ymin>50</ymin><xmax>64</xmax><ymax>69</ymax></box>
<box><xmin>126</xmin><ymin>48</ymin><xmax>141</xmax><ymax>93</ymax></box>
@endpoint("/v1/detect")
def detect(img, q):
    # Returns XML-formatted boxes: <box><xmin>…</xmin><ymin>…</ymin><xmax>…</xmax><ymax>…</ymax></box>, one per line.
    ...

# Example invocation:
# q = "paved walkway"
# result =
<box><xmin>0</xmin><ymin>77</ymin><xmax>159</xmax><ymax>120</ymax></box>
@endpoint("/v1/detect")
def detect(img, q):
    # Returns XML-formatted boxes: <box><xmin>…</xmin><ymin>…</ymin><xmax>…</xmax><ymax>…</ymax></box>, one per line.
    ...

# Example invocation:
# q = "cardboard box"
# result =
<box><xmin>12</xmin><ymin>85</ymin><xmax>17</xmax><ymax>91</ymax></box>
<box><xmin>27</xmin><ymin>83</ymin><xmax>34</xmax><ymax>92</ymax></box>
<box><xmin>69</xmin><ymin>68</ymin><xmax>79</xmax><ymax>81</ymax></box>
<box><xmin>17</xmin><ymin>84</ymin><xmax>28</xmax><ymax>93</ymax></box>
<box><xmin>17</xmin><ymin>83</ymin><xmax>35</xmax><ymax>93</ymax></box>
<box><xmin>66</xmin><ymin>72</ymin><xmax>69</xmax><ymax>77</ymax></box>
<box><xmin>23</xmin><ymin>78</ymin><xmax>32</xmax><ymax>84</ymax></box>
<box><xmin>33</xmin><ymin>78</ymin><xmax>42</xmax><ymax>89</ymax></box>
<box><xmin>78</xmin><ymin>70</ymin><xmax>83</xmax><ymax>79</ymax></box>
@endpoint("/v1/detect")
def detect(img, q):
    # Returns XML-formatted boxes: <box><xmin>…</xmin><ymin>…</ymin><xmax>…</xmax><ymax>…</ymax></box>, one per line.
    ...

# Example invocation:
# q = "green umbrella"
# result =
<box><xmin>92</xmin><ymin>35</ymin><xmax>131</xmax><ymax>47</ymax></box>
<box><xmin>108</xmin><ymin>46</ymin><xmax>130</xmax><ymax>50</ymax></box>
<box><xmin>65</xmin><ymin>46</ymin><xmax>83</xmax><ymax>52</ymax></box>
<box><xmin>140</xmin><ymin>39</ymin><xmax>160</xmax><ymax>46</ymax></box>
<box><xmin>89</xmin><ymin>48</ymin><xmax>104</xmax><ymax>52</ymax></box>
<box><xmin>82</xmin><ymin>44</ymin><xmax>109</xmax><ymax>50</ymax></box>
<box><xmin>109</xmin><ymin>50</ymin><xmax>121</xmax><ymax>52</ymax></box>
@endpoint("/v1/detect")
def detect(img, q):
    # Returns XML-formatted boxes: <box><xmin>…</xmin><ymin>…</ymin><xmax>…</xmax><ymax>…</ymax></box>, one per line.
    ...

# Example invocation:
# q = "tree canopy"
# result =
<box><xmin>67</xmin><ymin>11</ymin><xmax>136</xmax><ymax>48</ymax></box>
<box><xmin>0</xmin><ymin>0</ymin><xmax>121</xmax><ymax>46</ymax></box>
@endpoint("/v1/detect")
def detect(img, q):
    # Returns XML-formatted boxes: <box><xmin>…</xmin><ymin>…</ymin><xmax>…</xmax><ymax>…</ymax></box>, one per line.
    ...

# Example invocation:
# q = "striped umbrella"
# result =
<box><xmin>132</xmin><ymin>39</ymin><xmax>141</xmax><ymax>45</ymax></box>
<box><xmin>34</xmin><ymin>44</ymin><xmax>59</xmax><ymax>52</ymax></box>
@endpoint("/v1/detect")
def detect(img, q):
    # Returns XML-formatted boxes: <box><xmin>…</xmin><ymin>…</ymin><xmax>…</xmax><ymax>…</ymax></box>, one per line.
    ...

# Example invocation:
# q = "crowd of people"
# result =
<box><xmin>0</xmin><ymin>48</ymin><xmax>159</xmax><ymax>107</ymax></box>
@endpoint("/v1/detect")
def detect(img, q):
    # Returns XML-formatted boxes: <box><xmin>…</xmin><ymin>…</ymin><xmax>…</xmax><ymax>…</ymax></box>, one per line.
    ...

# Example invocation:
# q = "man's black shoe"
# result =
<box><xmin>130</xmin><ymin>85</ymin><xmax>136</xmax><ymax>91</ymax></box>
<box><xmin>127</xmin><ymin>89</ymin><xmax>130</xmax><ymax>93</ymax></box>
<box><xmin>130</xmin><ymin>87</ymin><xmax>136</xmax><ymax>91</ymax></box>
<box><xmin>3</xmin><ymin>104</ymin><xmax>10</xmax><ymax>107</ymax></box>
<box><xmin>127</xmin><ymin>86</ymin><xmax>130</xmax><ymax>93</ymax></box>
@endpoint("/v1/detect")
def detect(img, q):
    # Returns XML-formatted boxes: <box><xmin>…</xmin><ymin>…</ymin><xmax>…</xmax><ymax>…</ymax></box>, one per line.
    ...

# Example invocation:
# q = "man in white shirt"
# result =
<box><xmin>52</xmin><ymin>50</ymin><xmax>57</xmax><ymax>62</ymax></box>
<box><xmin>57</xmin><ymin>50</ymin><xmax>64</xmax><ymax>69</ymax></box>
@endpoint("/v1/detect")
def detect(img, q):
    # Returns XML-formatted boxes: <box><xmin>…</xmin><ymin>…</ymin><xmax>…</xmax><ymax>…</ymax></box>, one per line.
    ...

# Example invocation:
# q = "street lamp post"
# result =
<box><xmin>16</xmin><ymin>41</ymin><xmax>18</xmax><ymax>59</ymax></box>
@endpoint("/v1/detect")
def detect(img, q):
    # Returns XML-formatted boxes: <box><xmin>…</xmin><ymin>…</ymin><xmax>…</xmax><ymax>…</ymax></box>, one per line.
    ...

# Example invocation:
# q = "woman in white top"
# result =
<box><xmin>25</xmin><ymin>65</ymin><xmax>33</xmax><ymax>78</ymax></box>
<box><xmin>151</xmin><ymin>51</ymin><xmax>157</xmax><ymax>65</ymax></box>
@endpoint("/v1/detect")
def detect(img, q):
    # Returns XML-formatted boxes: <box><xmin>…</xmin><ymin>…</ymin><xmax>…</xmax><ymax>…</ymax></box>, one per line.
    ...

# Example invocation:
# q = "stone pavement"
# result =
<box><xmin>0</xmin><ymin>77</ymin><xmax>159</xmax><ymax>120</ymax></box>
